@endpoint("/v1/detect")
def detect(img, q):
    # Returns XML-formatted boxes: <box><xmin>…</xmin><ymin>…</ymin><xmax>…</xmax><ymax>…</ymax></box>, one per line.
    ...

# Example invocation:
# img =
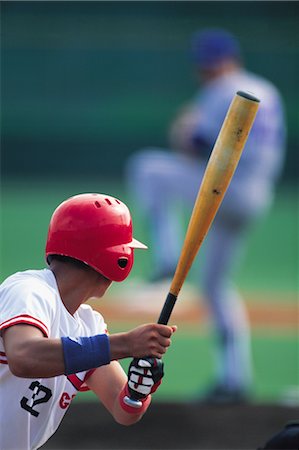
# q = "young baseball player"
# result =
<box><xmin>126</xmin><ymin>29</ymin><xmax>286</xmax><ymax>403</ymax></box>
<box><xmin>0</xmin><ymin>193</ymin><xmax>176</xmax><ymax>450</ymax></box>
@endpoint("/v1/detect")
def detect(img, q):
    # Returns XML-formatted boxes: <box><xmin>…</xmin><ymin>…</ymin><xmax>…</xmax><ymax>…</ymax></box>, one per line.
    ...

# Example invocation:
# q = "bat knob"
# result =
<box><xmin>123</xmin><ymin>395</ymin><xmax>143</xmax><ymax>408</ymax></box>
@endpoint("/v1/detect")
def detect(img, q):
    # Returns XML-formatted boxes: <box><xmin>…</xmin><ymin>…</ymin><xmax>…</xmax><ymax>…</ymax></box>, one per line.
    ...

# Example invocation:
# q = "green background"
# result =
<box><xmin>1</xmin><ymin>1</ymin><xmax>298</xmax><ymax>404</ymax></box>
<box><xmin>1</xmin><ymin>179</ymin><xmax>298</xmax><ymax>294</ymax></box>
<box><xmin>1</xmin><ymin>1</ymin><xmax>299</xmax><ymax>180</ymax></box>
<box><xmin>1</xmin><ymin>178</ymin><xmax>298</xmax><ymax>403</ymax></box>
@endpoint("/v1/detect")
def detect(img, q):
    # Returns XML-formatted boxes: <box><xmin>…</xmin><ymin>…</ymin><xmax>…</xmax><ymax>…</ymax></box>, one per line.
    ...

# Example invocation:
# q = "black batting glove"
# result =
<box><xmin>127</xmin><ymin>357</ymin><xmax>164</xmax><ymax>401</ymax></box>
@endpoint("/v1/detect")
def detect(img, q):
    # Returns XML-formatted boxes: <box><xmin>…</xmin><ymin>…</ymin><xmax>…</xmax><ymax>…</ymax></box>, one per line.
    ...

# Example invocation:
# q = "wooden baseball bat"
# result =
<box><xmin>158</xmin><ymin>90</ymin><xmax>260</xmax><ymax>324</ymax></box>
<box><xmin>124</xmin><ymin>90</ymin><xmax>260</xmax><ymax>408</ymax></box>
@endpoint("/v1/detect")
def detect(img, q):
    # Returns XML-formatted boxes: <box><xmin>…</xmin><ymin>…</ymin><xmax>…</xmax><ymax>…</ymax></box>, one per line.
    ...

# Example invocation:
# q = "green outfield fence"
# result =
<box><xmin>1</xmin><ymin>1</ymin><xmax>299</xmax><ymax>180</ymax></box>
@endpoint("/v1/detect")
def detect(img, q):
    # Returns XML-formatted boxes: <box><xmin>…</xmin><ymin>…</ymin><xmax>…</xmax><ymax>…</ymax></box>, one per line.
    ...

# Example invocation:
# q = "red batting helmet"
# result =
<box><xmin>45</xmin><ymin>193</ymin><xmax>147</xmax><ymax>282</ymax></box>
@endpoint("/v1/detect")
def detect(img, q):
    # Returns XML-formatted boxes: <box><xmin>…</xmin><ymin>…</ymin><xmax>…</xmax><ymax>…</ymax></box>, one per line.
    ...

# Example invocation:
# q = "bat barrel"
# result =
<box><xmin>236</xmin><ymin>90</ymin><xmax>260</xmax><ymax>103</ymax></box>
<box><xmin>168</xmin><ymin>90</ymin><xmax>260</xmax><ymax>299</ymax></box>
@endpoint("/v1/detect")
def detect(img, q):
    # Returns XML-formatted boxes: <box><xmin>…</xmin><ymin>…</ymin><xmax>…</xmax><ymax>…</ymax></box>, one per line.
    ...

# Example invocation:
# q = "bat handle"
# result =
<box><xmin>123</xmin><ymin>293</ymin><xmax>178</xmax><ymax>407</ymax></box>
<box><xmin>157</xmin><ymin>292</ymin><xmax>178</xmax><ymax>325</ymax></box>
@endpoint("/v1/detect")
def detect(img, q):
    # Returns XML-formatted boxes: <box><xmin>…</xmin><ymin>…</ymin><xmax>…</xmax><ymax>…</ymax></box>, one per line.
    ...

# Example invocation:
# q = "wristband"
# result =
<box><xmin>61</xmin><ymin>334</ymin><xmax>110</xmax><ymax>375</ymax></box>
<box><xmin>119</xmin><ymin>384</ymin><xmax>151</xmax><ymax>414</ymax></box>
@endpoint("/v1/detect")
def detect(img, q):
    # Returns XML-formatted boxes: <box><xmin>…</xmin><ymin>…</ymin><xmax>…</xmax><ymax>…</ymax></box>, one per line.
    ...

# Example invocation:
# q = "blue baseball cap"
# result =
<box><xmin>191</xmin><ymin>29</ymin><xmax>241</xmax><ymax>68</ymax></box>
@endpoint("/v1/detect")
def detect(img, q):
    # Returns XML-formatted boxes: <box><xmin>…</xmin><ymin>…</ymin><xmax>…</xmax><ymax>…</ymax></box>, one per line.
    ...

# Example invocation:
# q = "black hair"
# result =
<box><xmin>47</xmin><ymin>254</ymin><xmax>110</xmax><ymax>281</ymax></box>
<box><xmin>47</xmin><ymin>254</ymin><xmax>90</xmax><ymax>271</ymax></box>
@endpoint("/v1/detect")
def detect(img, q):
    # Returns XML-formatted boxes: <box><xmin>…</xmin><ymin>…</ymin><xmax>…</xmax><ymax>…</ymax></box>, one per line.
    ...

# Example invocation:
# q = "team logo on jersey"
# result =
<box><xmin>59</xmin><ymin>392</ymin><xmax>76</xmax><ymax>409</ymax></box>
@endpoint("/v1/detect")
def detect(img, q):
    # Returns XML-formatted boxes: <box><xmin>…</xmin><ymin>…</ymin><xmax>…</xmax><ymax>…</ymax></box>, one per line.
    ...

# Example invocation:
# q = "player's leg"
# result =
<box><xmin>199</xmin><ymin>212</ymin><xmax>254</xmax><ymax>402</ymax></box>
<box><xmin>199</xmin><ymin>175</ymin><xmax>273</xmax><ymax>402</ymax></box>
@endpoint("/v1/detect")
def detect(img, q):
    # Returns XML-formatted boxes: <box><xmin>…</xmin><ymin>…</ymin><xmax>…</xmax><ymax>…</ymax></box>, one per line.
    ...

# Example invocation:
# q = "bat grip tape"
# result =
<box><xmin>157</xmin><ymin>292</ymin><xmax>177</xmax><ymax>325</ymax></box>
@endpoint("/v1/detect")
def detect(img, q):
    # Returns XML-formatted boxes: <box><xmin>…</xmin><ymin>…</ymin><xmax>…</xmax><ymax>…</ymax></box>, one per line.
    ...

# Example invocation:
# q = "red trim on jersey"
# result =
<box><xmin>0</xmin><ymin>315</ymin><xmax>49</xmax><ymax>337</ymax></box>
<box><xmin>67</xmin><ymin>373</ymin><xmax>92</xmax><ymax>392</ymax></box>
<box><xmin>67</xmin><ymin>374</ymin><xmax>82</xmax><ymax>390</ymax></box>
<box><xmin>78</xmin><ymin>384</ymin><xmax>90</xmax><ymax>392</ymax></box>
<box><xmin>0</xmin><ymin>351</ymin><xmax>8</xmax><ymax>364</ymax></box>
<box><xmin>84</xmin><ymin>368</ymin><xmax>96</xmax><ymax>381</ymax></box>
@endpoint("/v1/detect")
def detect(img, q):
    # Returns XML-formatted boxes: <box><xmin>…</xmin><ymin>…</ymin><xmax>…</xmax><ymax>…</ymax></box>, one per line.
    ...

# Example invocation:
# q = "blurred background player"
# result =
<box><xmin>126</xmin><ymin>29</ymin><xmax>286</xmax><ymax>403</ymax></box>
<box><xmin>0</xmin><ymin>193</ymin><xmax>176</xmax><ymax>450</ymax></box>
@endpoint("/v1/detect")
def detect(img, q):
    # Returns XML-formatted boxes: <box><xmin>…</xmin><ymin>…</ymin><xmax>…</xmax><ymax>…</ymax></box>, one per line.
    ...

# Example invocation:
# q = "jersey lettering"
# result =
<box><xmin>59</xmin><ymin>392</ymin><xmax>76</xmax><ymax>409</ymax></box>
<box><xmin>20</xmin><ymin>381</ymin><xmax>52</xmax><ymax>417</ymax></box>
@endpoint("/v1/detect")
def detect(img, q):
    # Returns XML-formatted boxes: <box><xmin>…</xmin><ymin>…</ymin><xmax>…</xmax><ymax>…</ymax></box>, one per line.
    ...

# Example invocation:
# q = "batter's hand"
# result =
<box><xmin>127</xmin><ymin>357</ymin><xmax>164</xmax><ymax>401</ymax></box>
<box><xmin>127</xmin><ymin>323</ymin><xmax>177</xmax><ymax>359</ymax></box>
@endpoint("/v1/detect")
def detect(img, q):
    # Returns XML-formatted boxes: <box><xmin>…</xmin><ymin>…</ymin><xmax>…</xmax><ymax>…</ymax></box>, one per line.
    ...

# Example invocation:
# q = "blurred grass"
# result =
<box><xmin>1</xmin><ymin>177</ymin><xmax>298</xmax><ymax>403</ymax></box>
<box><xmin>1</xmin><ymin>177</ymin><xmax>298</xmax><ymax>294</ymax></box>
<box><xmin>121</xmin><ymin>328</ymin><xmax>298</xmax><ymax>403</ymax></box>
<box><xmin>74</xmin><ymin>328</ymin><xmax>298</xmax><ymax>404</ymax></box>
<box><xmin>0</xmin><ymin>177</ymin><xmax>122</xmax><ymax>281</ymax></box>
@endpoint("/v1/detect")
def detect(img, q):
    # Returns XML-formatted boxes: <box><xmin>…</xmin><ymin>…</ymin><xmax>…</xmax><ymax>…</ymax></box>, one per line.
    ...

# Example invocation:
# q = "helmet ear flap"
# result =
<box><xmin>118</xmin><ymin>257</ymin><xmax>129</xmax><ymax>269</ymax></box>
<box><xmin>92</xmin><ymin>247</ymin><xmax>134</xmax><ymax>282</ymax></box>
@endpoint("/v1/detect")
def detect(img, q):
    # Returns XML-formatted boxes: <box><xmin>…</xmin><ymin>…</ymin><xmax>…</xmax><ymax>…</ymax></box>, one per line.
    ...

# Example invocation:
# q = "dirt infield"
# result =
<box><xmin>88</xmin><ymin>289</ymin><xmax>298</xmax><ymax>331</ymax></box>
<box><xmin>43</xmin><ymin>402</ymin><xmax>299</xmax><ymax>450</ymax></box>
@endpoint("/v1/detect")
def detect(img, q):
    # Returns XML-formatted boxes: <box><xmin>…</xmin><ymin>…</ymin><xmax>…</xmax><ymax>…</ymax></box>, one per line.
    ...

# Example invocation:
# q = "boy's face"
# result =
<box><xmin>81</xmin><ymin>265</ymin><xmax>113</xmax><ymax>300</ymax></box>
<box><xmin>92</xmin><ymin>273</ymin><xmax>113</xmax><ymax>299</ymax></box>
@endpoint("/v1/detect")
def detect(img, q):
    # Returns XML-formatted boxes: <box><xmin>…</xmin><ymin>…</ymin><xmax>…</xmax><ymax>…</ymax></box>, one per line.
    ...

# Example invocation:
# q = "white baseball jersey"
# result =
<box><xmin>0</xmin><ymin>269</ymin><xmax>107</xmax><ymax>450</ymax></box>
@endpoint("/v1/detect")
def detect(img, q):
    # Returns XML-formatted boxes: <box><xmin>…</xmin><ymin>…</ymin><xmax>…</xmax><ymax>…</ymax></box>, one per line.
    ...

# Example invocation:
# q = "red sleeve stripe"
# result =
<box><xmin>0</xmin><ymin>315</ymin><xmax>49</xmax><ymax>337</ymax></box>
